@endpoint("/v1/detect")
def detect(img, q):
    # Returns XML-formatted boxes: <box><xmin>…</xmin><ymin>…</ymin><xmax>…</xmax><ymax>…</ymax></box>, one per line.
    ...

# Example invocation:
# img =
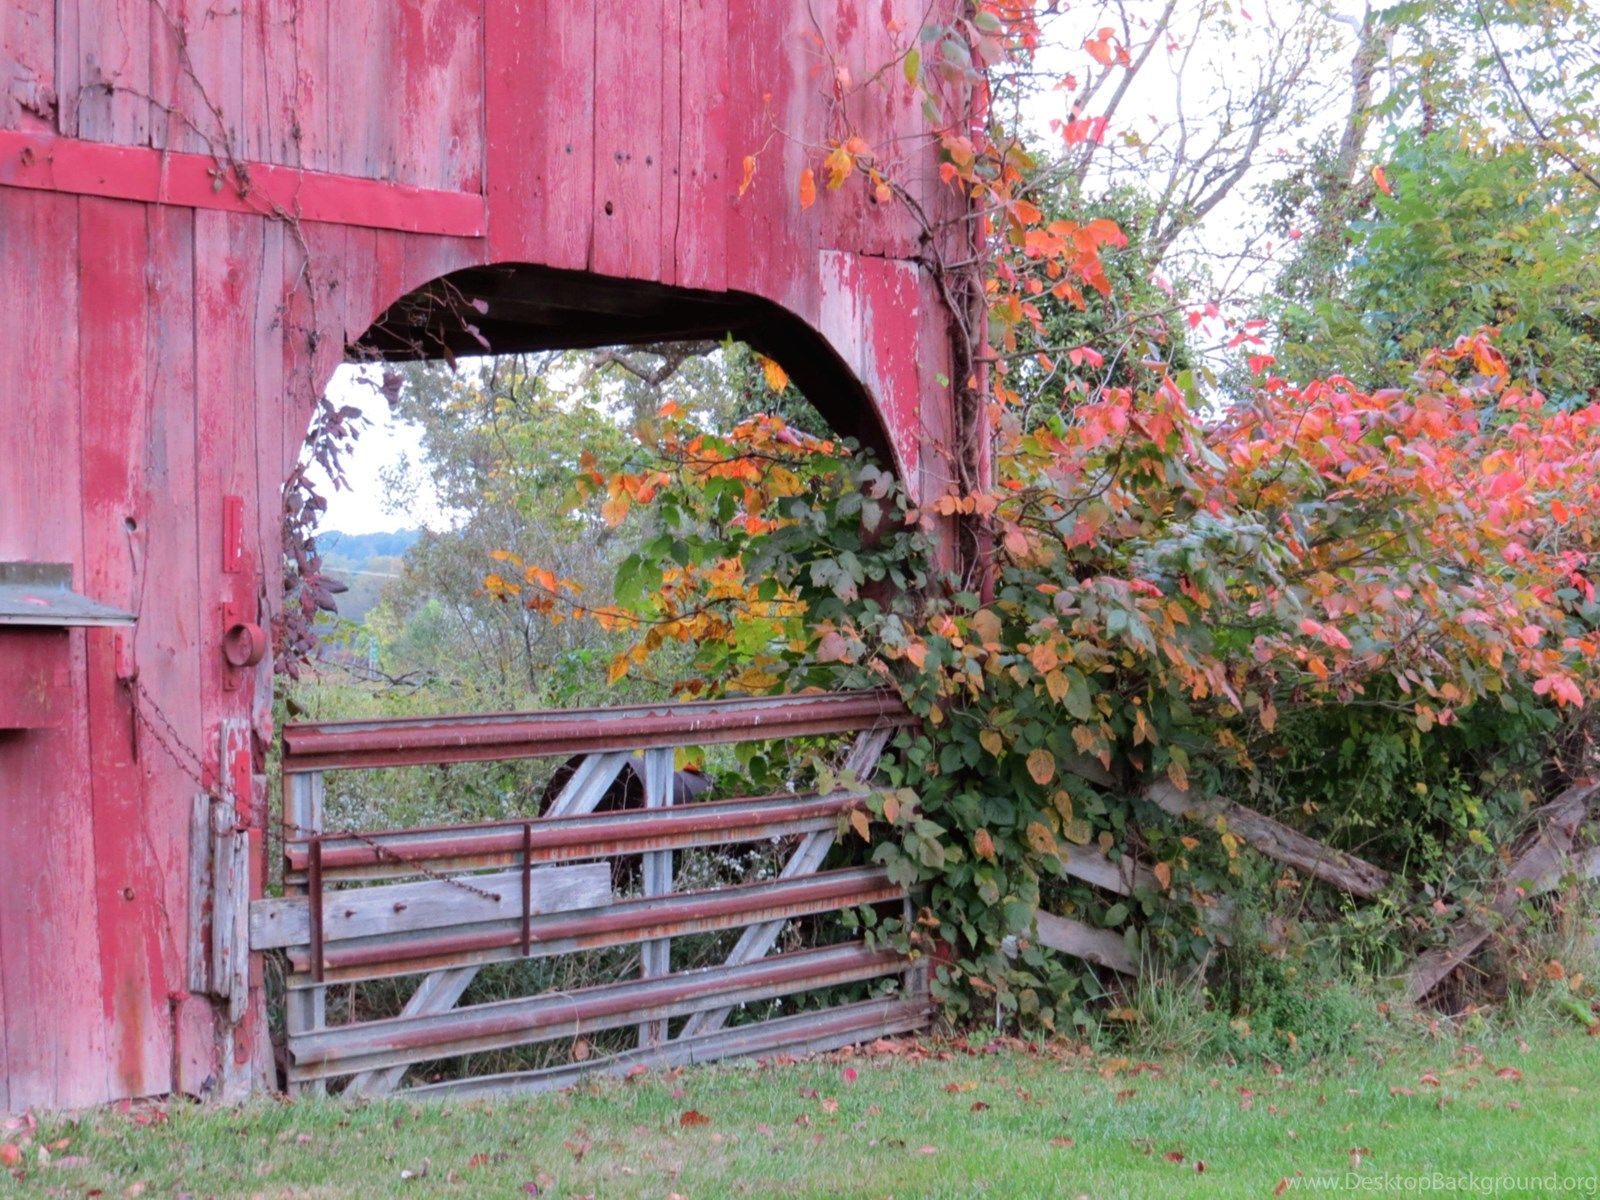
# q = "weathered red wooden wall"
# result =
<box><xmin>0</xmin><ymin>0</ymin><xmax>966</xmax><ymax>1112</ymax></box>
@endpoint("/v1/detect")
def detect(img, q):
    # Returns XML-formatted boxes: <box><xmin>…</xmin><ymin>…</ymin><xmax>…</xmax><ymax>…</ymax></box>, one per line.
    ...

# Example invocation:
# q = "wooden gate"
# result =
<box><xmin>252</xmin><ymin>691</ymin><xmax>929</xmax><ymax>1098</ymax></box>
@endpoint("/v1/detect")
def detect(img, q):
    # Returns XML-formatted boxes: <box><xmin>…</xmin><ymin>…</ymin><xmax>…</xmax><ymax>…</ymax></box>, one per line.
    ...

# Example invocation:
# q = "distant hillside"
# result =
<box><xmin>318</xmin><ymin>528</ymin><xmax>422</xmax><ymax>623</ymax></box>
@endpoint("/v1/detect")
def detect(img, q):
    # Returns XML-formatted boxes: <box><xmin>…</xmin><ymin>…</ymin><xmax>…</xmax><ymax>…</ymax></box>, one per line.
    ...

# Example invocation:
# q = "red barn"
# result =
<box><xmin>0</xmin><ymin>1</ymin><xmax>968</xmax><ymax>1110</ymax></box>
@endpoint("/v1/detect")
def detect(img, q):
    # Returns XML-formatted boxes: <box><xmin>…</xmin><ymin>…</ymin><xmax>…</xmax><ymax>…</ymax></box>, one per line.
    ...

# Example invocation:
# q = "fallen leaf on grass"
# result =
<box><xmin>0</xmin><ymin>1145</ymin><xmax>19</xmax><ymax>1168</ymax></box>
<box><xmin>1049</xmin><ymin>1137</ymin><xmax>1074</xmax><ymax>1148</ymax></box>
<box><xmin>970</xmin><ymin>1101</ymin><xmax>989</xmax><ymax>1113</ymax></box>
<box><xmin>1420</xmin><ymin>1072</ymin><xmax>1441</xmax><ymax>1087</ymax></box>
<box><xmin>1275</xmin><ymin>1180</ymin><xmax>1289</xmax><ymax>1196</ymax></box>
<box><xmin>679</xmin><ymin>1110</ymin><xmax>711</xmax><ymax>1127</ymax></box>
<box><xmin>1495</xmin><ymin>1067</ymin><xmax>1523</xmax><ymax>1081</ymax></box>
<box><xmin>943</xmin><ymin>1081</ymin><xmax>977</xmax><ymax>1094</ymax></box>
<box><xmin>1115</xmin><ymin>1089</ymin><xmax>1137</xmax><ymax>1103</ymax></box>
<box><xmin>917</xmin><ymin>1145</ymin><xmax>938</xmax><ymax>1155</ymax></box>
<box><xmin>842</xmin><ymin>1067</ymin><xmax>858</xmax><ymax>1083</ymax></box>
<box><xmin>1164</xmin><ymin>1151</ymin><xmax>1185</xmax><ymax>1163</ymax></box>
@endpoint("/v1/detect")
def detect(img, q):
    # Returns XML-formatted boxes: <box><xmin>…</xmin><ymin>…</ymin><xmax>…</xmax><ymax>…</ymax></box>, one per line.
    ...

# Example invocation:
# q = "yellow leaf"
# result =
<box><xmin>974</xmin><ymin>828</ymin><xmax>997</xmax><ymax>861</ymax></box>
<box><xmin>882</xmin><ymin>793</ymin><xmax>901</xmax><ymax>824</ymax></box>
<box><xmin>849</xmin><ymin>808</ymin><xmax>871</xmax><ymax>842</ymax></box>
<box><xmin>1027</xmin><ymin>748</ymin><xmax>1055</xmax><ymax>786</ymax></box>
<box><xmin>758</xmin><ymin>354</ymin><xmax>790</xmax><ymax>393</ymax></box>
<box><xmin>1045</xmin><ymin>670</ymin><xmax>1069</xmax><ymax>703</ymax></box>
<box><xmin>799</xmin><ymin>167</ymin><xmax>817</xmax><ymax>209</ymax></box>
<box><xmin>606</xmin><ymin>654</ymin><xmax>630</xmax><ymax>685</ymax></box>
<box><xmin>979</xmin><ymin>729</ymin><xmax>1004</xmax><ymax>757</ymax></box>
<box><xmin>1153</xmin><ymin>861</ymin><xmax>1172</xmax><ymax>891</ymax></box>
<box><xmin>823</xmin><ymin>144</ymin><xmax>854</xmax><ymax>189</ymax></box>
<box><xmin>1064</xmin><ymin>818</ymin><xmax>1092</xmax><ymax>845</ymax></box>
<box><xmin>1051</xmin><ymin>790</ymin><xmax>1074</xmax><ymax>821</ymax></box>
<box><xmin>1026</xmin><ymin>821</ymin><xmax>1058</xmax><ymax>856</ymax></box>
<box><xmin>1166</xmin><ymin>758</ymin><xmax>1189</xmax><ymax>791</ymax></box>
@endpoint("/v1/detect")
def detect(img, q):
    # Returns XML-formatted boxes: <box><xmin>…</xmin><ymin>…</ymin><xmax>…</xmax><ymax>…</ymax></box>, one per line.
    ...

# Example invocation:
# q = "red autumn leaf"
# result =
<box><xmin>679</xmin><ymin>1109</ymin><xmax>712</xmax><ymax>1127</ymax></box>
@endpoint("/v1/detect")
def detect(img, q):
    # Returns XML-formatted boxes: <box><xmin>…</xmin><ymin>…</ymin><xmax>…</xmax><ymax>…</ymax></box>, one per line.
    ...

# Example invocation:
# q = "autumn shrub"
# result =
<box><xmin>494</xmin><ymin>328</ymin><xmax>1599</xmax><ymax>1036</ymax></box>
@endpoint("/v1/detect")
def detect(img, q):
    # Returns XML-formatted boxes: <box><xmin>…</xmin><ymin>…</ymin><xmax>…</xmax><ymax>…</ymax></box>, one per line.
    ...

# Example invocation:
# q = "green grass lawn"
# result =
<box><xmin>5</xmin><ymin>1029</ymin><xmax>1598</xmax><ymax>1198</ymax></box>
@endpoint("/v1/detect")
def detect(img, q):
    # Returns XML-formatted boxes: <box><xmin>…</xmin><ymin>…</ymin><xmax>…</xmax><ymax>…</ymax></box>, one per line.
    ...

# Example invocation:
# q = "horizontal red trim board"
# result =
<box><xmin>0</xmin><ymin>131</ymin><xmax>486</xmax><ymax>238</ymax></box>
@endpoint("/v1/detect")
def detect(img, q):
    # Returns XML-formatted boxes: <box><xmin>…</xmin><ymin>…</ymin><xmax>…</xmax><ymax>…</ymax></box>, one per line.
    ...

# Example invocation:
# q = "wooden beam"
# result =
<box><xmin>1034</xmin><ymin>912</ymin><xmax>1136</xmax><ymax>975</ymax></box>
<box><xmin>0</xmin><ymin>130</ymin><xmax>487</xmax><ymax>236</ymax></box>
<box><xmin>1143</xmin><ymin>780</ymin><xmax>1391</xmax><ymax>898</ymax></box>
<box><xmin>249</xmin><ymin>864</ymin><xmax>611</xmax><ymax>951</ymax></box>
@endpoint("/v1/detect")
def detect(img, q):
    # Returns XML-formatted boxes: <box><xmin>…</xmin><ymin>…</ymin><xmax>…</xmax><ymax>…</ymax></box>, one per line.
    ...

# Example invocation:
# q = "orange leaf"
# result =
<box><xmin>1027</xmin><ymin>748</ymin><xmax>1055</xmax><ymax>786</ymax></box>
<box><xmin>738</xmin><ymin>154</ymin><xmax>757</xmax><ymax>197</ymax></box>
<box><xmin>1153</xmin><ymin>861</ymin><xmax>1172</xmax><ymax>891</ymax></box>
<box><xmin>799</xmin><ymin>167</ymin><xmax>817</xmax><ymax>209</ymax></box>
<box><xmin>974</xmin><ymin>828</ymin><xmax>997</xmax><ymax>861</ymax></box>
<box><xmin>1372</xmin><ymin>164</ymin><xmax>1393</xmax><ymax>196</ymax></box>
<box><xmin>849</xmin><ymin>808</ymin><xmax>872</xmax><ymax>842</ymax></box>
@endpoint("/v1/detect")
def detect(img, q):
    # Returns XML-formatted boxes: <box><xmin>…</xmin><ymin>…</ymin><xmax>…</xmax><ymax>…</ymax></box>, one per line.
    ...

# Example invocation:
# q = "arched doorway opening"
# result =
<box><xmin>266</xmin><ymin>263</ymin><xmax>928</xmax><ymax>1097</ymax></box>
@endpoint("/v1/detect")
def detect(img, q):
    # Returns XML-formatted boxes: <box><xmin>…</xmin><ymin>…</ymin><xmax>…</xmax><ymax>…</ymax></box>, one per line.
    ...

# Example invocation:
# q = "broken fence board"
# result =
<box><xmin>1143</xmin><ymin>780</ymin><xmax>1391</xmax><ymax>899</ymax></box>
<box><xmin>1034</xmin><ymin>911</ymin><xmax>1136</xmax><ymax>975</ymax></box>
<box><xmin>1406</xmin><ymin>779</ymin><xmax>1598</xmax><ymax>1003</ymax></box>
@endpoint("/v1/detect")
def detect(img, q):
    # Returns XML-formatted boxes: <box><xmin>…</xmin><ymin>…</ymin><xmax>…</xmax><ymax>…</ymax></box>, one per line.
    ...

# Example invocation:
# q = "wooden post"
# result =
<box><xmin>284</xmin><ymin>770</ymin><xmax>326</xmax><ymax>1095</ymax></box>
<box><xmin>639</xmin><ymin>747</ymin><xmax>675</xmax><ymax>1047</ymax></box>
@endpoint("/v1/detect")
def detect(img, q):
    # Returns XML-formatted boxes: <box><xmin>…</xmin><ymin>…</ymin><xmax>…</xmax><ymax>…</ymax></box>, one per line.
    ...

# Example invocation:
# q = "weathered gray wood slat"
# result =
<box><xmin>1034</xmin><ymin>911</ymin><xmax>1137</xmax><ymax>975</ymax></box>
<box><xmin>1062</xmin><ymin>842</ymin><xmax>1155</xmax><ymax>896</ymax></box>
<box><xmin>400</xmin><ymin>996</ymin><xmax>934</xmax><ymax>1100</ymax></box>
<box><xmin>209</xmin><ymin>802</ymin><xmax>250</xmax><ymax>1024</ymax></box>
<box><xmin>249</xmin><ymin>864</ymin><xmax>611</xmax><ymax>951</ymax></box>
<box><xmin>284</xmin><ymin>771</ymin><xmax>327</xmax><ymax>1097</ymax></box>
<box><xmin>639</xmin><ymin>747</ymin><xmax>674</xmax><ymax>1047</ymax></box>
<box><xmin>546</xmin><ymin>751</ymin><xmax>630</xmax><ymax>817</ymax></box>
<box><xmin>290</xmin><ymin>943</ymin><xmax>900</xmax><ymax>1081</ymax></box>
<box><xmin>186</xmin><ymin>792</ymin><xmax>213</xmax><ymax>995</ymax></box>
<box><xmin>342</xmin><ymin>967</ymin><xmax>479</xmax><ymax>1098</ymax></box>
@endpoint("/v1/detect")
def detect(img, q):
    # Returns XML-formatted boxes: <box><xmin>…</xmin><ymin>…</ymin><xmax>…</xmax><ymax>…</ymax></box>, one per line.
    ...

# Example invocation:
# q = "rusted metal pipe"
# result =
<box><xmin>282</xmin><ymin>689</ymin><xmax>912</xmax><ymax>772</ymax></box>
<box><xmin>285</xmin><ymin>866</ymin><xmax>903</xmax><ymax>985</ymax></box>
